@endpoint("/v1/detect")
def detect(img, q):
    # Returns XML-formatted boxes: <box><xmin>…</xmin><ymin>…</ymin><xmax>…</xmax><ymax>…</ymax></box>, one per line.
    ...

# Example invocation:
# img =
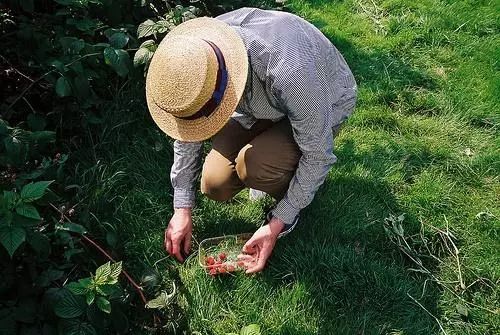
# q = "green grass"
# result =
<box><xmin>73</xmin><ymin>0</ymin><xmax>499</xmax><ymax>334</ymax></box>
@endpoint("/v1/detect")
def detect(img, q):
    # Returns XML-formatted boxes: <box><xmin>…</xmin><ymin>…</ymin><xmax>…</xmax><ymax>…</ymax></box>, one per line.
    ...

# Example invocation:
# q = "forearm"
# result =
<box><xmin>171</xmin><ymin>140</ymin><xmax>204</xmax><ymax>208</ymax></box>
<box><xmin>272</xmin><ymin>154</ymin><xmax>335</xmax><ymax>225</ymax></box>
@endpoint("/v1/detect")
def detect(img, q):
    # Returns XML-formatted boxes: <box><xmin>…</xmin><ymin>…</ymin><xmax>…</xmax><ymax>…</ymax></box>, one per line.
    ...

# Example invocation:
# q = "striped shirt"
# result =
<box><xmin>171</xmin><ymin>8</ymin><xmax>357</xmax><ymax>225</ymax></box>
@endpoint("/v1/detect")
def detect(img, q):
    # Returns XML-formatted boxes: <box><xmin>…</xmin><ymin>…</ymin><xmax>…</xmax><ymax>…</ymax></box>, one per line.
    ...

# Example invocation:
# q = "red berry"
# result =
<box><xmin>237</xmin><ymin>261</ymin><xmax>245</xmax><ymax>267</ymax></box>
<box><xmin>205</xmin><ymin>256</ymin><xmax>215</xmax><ymax>266</ymax></box>
<box><xmin>218</xmin><ymin>266</ymin><xmax>227</xmax><ymax>274</ymax></box>
<box><xmin>226</xmin><ymin>264</ymin><xmax>235</xmax><ymax>272</ymax></box>
<box><xmin>219</xmin><ymin>253</ymin><xmax>227</xmax><ymax>261</ymax></box>
<box><xmin>209</xmin><ymin>268</ymin><xmax>217</xmax><ymax>276</ymax></box>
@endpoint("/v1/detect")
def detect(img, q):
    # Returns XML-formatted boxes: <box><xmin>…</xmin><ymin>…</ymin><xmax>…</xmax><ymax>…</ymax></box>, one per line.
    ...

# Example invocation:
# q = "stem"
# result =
<box><xmin>6</xmin><ymin>52</ymin><xmax>101</xmax><ymax>112</ymax></box>
<box><xmin>49</xmin><ymin>203</ymin><xmax>148</xmax><ymax>306</ymax></box>
<box><xmin>80</xmin><ymin>234</ymin><xmax>148</xmax><ymax>306</ymax></box>
<box><xmin>407</xmin><ymin>293</ymin><xmax>448</xmax><ymax>335</ymax></box>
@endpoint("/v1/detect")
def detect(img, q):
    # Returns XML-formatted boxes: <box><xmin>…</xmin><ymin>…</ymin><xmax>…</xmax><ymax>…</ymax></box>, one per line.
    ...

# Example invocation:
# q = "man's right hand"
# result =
<box><xmin>164</xmin><ymin>208</ymin><xmax>193</xmax><ymax>262</ymax></box>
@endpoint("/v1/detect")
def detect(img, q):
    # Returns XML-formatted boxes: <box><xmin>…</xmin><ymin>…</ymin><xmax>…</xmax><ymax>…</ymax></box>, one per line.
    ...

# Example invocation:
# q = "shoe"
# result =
<box><xmin>249</xmin><ymin>188</ymin><xmax>267</xmax><ymax>201</ymax></box>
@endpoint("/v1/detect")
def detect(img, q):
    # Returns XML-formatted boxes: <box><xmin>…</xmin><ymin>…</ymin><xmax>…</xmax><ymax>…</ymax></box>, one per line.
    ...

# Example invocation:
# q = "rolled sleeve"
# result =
<box><xmin>171</xmin><ymin>140</ymin><xmax>204</xmax><ymax>208</ymax></box>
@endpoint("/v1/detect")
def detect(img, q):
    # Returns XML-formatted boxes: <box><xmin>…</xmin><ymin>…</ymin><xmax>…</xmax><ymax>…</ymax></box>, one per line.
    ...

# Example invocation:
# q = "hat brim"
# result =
<box><xmin>146</xmin><ymin>17</ymin><xmax>248</xmax><ymax>142</ymax></box>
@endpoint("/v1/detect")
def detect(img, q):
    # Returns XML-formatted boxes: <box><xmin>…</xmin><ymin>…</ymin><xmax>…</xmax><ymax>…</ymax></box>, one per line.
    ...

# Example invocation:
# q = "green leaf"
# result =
<box><xmin>27</xmin><ymin>113</ymin><xmax>47</xmax><ymax>131</ymax></box>
<box><xmin>59</xmin><ymin>37</ymin><xmax>85</xmax><ymax>55</ymax></box>
<box><xmin>56</xmin><ymin>222</ymin><xmax>87</xmax><ymax>234</ymax></box>
<box><xmin>58</xmin><ymin>319</ymin><xmax>97</xmax><ymax>335</ymax></box>
<box><xmin>30</xmin><ymin>130</ymin><xmax>56</xmax><ymax>143</ymax></box>
<box><xmin>137</xmin><ymin>19</ymin><xmax>156</xmax><ymax>38</ymax></box>
<box><xmin>95</xmin><ymin>262</ymin><xmax>111</xmax><ymax>284</ymax></box>
<box><xmin>241</xmin><ymin>324</ymin><xmax>261</xmax><ymax>335</ymax></box>
<box><xmin>109</xmin><ymin>261</ymin><xmax>122</xmax><ymax>279</ymax></box>
<box><xmin>66</xmin><ymin>282</ymin><xmax>87</xmax><ymax>296</ymax></box>
<box><xmin>456</xmin><ymin>303</ymin><xmax>469</xmax><ymax>317</ymax></box>
<box><xmin>56</xmin><ymin>77</ymin><xmax>72</xmax><ymax>97</ymax></box>
<box><xmin>54</xmin><ymin>290</ymin><xmax>86</xmax><ymax>318</ymax></box>
<box><xmin>145</xmin><ymin>290</ymin><xmax>174</xmax><ymax>309</ymax></box>
<box><xmin>86</xmin><ymin>291</ymin><xmax>95</xmax><ymax>305</ymax></box>
<box><xmin>96</xmin><ymin>297</ymin><xmax>111</xmax><ymax>314</ymax></box>
<box><xmin>0</xmin><ymin>226</ymin><xmax>26</xmax><ymax>257</ymax></box>
<box><xmin>15</xmin><ymin>203</ymin><xmax>40</xmax><ymax>220</ymax></box>
<box><xmin>109</xmin><ymin>32</ymin><xmax>129</xmax><ymax>49</ymax></box>
<box><xmin>3</xmin><ymin>191</ymin><xmax>18</xmax><ymax>208</ymax></box>
<box><xmin>50</xmin><ymin>59</ymin><xmax>66</xmax><ymax>72</ymax></box>
<box><xmin>133</xmin><ymin>47</ymin><xmax>154</xmax><ymax>67</ymax></box>
<box><xmin>21</xmin><ymin>181</ymin><xmax>53</xmax><ymax>202</ymax></box>
<box><xmin>103</xmin><ymin>47</ymin><xmax>130</xmax><ymax>77</ymax></box>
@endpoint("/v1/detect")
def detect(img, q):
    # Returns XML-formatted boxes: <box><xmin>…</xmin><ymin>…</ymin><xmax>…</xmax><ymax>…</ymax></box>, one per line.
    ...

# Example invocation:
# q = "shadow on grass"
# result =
<box><xmin>72</xmin><ymin>7</ymin><xmax>451</xmax><ymax>334</ymax></box>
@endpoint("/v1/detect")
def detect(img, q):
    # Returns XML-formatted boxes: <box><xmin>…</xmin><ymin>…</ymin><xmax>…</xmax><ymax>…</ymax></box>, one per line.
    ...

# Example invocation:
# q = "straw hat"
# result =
<box><xmin>145</xmin><ymin>17</ymin><xmax>248</xmax><ymax>142</ymax></box>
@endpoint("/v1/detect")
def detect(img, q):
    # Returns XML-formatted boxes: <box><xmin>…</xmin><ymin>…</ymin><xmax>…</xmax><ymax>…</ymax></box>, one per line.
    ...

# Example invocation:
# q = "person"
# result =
<box><xmin>145</xmin><ymin>8</ymin><xmax>357</xmax><ymax>273</ymax></box>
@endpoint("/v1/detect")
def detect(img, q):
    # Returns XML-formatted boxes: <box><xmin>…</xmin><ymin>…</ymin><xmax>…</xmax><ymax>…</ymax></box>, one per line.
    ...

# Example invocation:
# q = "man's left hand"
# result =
<box><xmin>240</xmin><ymin>217</ymin><xmax>285</xmax><ymax>273</ymax></box>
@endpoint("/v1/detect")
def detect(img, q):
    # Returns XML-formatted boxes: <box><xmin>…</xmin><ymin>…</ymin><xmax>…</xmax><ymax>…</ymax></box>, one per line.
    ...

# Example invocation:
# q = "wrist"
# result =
<box><xmin>268</xmin><ymin>217</ymin><xmax>285</xmax><ymax>236</ymax></box>
<box><xmin>174</xmin><ymin>207</ymin><xmax>192</xmax><ymax>215</ymax></box>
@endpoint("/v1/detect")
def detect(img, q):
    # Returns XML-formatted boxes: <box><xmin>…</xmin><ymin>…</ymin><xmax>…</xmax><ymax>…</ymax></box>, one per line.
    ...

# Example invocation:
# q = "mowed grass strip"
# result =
<box><xmin>73</xmin><ymin>0</ymin><xmax>499</xmax><ymax>334</ymax></box>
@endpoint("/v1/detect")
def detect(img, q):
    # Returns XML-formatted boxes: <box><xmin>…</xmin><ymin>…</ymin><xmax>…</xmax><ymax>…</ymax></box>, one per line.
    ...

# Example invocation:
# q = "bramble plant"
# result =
<box><xmin>0</xmin><ymin>180</ymin><xmax>53</xmax><ymax>257</ymax></box>
<box><xmin>65</xmin><ymin>261</ymin><xmax>123</xmax><ymax>314</ymax></box>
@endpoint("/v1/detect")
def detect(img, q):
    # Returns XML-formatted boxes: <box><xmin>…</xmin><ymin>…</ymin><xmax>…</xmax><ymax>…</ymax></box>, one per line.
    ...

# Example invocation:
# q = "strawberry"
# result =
<box><xmin>218</xmin><ymin>265</ymin><xmax>227</xmax><ymax>274</ymax></box>
<box><xmin>205</xmin><ymin>256</ymin><xmax>215</xmax><ymax>266</ymax></box>
<box><xmin>209</xmin><ymin>268</ymin><xmax>217</xmax><ymax>276</ymax></box>
<box><xmin>219</xmin><ymin>252</ymin><xmax>227</xmax><ymax>261</ymax></box>
<box><xmin>226</xmin><ymin>264</ymin><xmax>235</xmax><ymax>272</ymax></box>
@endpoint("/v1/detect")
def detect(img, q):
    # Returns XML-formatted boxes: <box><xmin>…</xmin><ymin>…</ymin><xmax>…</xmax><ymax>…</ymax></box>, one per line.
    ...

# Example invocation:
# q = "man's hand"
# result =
<box><xmin>239</xmin><ymin>217</ymin><xmax>285</xmax><ymax>274</ymax></box>
<box><xmin>165</xmin><ymin>208</ymin><xmax>193</xmax><ymax>262</ymax></box>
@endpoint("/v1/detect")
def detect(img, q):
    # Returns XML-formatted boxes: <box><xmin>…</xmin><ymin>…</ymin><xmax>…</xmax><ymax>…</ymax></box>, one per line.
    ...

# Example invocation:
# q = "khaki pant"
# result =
<box><xmin>200</xmin><ymin>118</ymin><xmax>302</xmax><ymax>201</ymax></box>
<box><xmin>201</xmin><ymin>119</ymin><xmax>343</xmax><ymax>201</ymax></box>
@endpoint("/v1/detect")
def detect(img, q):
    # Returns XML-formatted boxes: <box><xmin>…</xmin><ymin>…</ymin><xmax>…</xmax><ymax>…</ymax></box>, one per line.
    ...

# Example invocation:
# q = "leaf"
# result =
<box><xmin>86</xmin><ymin>291</ymin><xmax>95</xmax><ymax>305</ymax></box>
<box><xmin>15</xmin><ymin>203</ymin><xmax>40</xmax><ymax>220</ymax></box>
<box><xmin>56</xmin><ymin>222</ymin><xmax>87</xmax><ymax>234</ymax></box>
<box><xmin>30</xmin><ymin>130</ymin><xmax>56</xmax><ymax>143</ymax></box>
<box><xmin>56</xmin><ymin>77</ymin><xmax>72</xmax><ymax>97</ymax></box>
<box><xmin>0</xmin><ymin>226</ymin><xmax>26</xmax><ymax>258</ymax></box>
<box><xmin>66</xmin><ymin>282</ymin><xmax>87</xmax><ymax>296</ymax></box>
<box><xmin>94</xmin><ymin>262</ymin><xmax>111</xmax><ymax>283</ymax></box>
<box><xmin>137</xmin><ymin>19</ymin><xmax>156</xmax><ymax>38</ymax></box>
<box><xmin>103</xmin><ymin>47</ymin><xmax>130</xmax><ymax>77</ymax></box>
<box><xmin>133</xmin><ymin>47</ymin><xmax>154</xmax><ymax>67</ymax></box>
<box><xmin>109</xmin><ymin>32</ymin><xmax>129</xmax><ymax>49</ymax></box>
<box><xmin>58</xmin><ymin>319</ymin><xmax>97</xmax><ymax>335</ymax></box>
<box><xmin>54</xmin><ymin>290</ymin><xmax>86</xmax><ymax>318</ymax></box>
<box><xmin>109</xmin><ymin>261</ymin><xmax>122</xmax><ymax>279</ymax></box>
<box><xmin>456</xmin><ymin>303</ymin><xmax>469</xmax><ymax>317</ymax></box>
<box><xmin>59</xmin><ymin>37</ymin><xmax>85</xmax><ymax>55</ymax></box>
<box><xmin>27</xmin><ymin>113</ymin><xmax>47</xmax><ymax>131</ymax></box>
<box><xmin>96</xmin><ymin>297</ymin><xmax>111</xmax><ymax>314</ymax></box>
<box><xmin>3</xmin><ymin>191</ymin><xmax>18</xmax><ymax>208</ymax></box>
<box><xmin>145</xmin><ymin>290</ymin><xmax>175</xmax><ymax>309</ymax></box>
<box><xmin>21</xmin><ymin>180</ymin><xmax>53</xmax><ymax>202</ymax></box>
<box><xmin>50</xmin><ymin>59</ymin><xmax>66</xmax><ymax>72</ymax></box>
<box><xmin>241</xmin><ymin>324</ymin><xmax>261</xmax><ymax>335</ymax></box>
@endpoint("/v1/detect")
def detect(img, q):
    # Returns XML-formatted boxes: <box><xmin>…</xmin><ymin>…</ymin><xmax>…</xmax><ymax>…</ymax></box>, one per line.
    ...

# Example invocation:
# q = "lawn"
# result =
<box><xmin>74</xmin><ymin>0</ymin><xmax>499</xmax><ymax>334</ymax></box>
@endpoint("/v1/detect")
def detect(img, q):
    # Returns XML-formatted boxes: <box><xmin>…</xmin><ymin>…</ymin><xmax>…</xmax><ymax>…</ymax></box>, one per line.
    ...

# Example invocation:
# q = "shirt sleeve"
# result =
<box><xmin>270</xmin><ymin>63</ymin><xmax>337</xmax><ymax>225</ymax></box>
<box><xmin>170</xmin><ymin>140</ymin><xmax>204</xmax><ymax>208</ymax></box>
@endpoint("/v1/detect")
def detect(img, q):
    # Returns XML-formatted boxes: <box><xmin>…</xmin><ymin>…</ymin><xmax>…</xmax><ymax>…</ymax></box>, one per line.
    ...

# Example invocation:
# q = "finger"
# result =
<box><xmin>171</xmin><ymin>239</ymin><xmax>184</xmax><ymax>262</ymax></box>
<box><xmin>246</xmin><ymin>248</ymin><xmax>270</xmax><ymax>274</ymax></box>
<box><xmin>237</xmin><ymin>254</ymin><xmax>255</xmax><ymax>261</ymax></box>
<box><xmin>243</xmin><ymin>238</ymin><xmax>258</xmax><ymax>253</ymax></box>
<box><xmin>183</xmin><ymin>233</ymin><xmax>191</xmax><ymax>255</ymax></box>
<box><xmin>164</xmin><ymin>230</ymin><xmax>170</xmax><ymax>252</ymax></box>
